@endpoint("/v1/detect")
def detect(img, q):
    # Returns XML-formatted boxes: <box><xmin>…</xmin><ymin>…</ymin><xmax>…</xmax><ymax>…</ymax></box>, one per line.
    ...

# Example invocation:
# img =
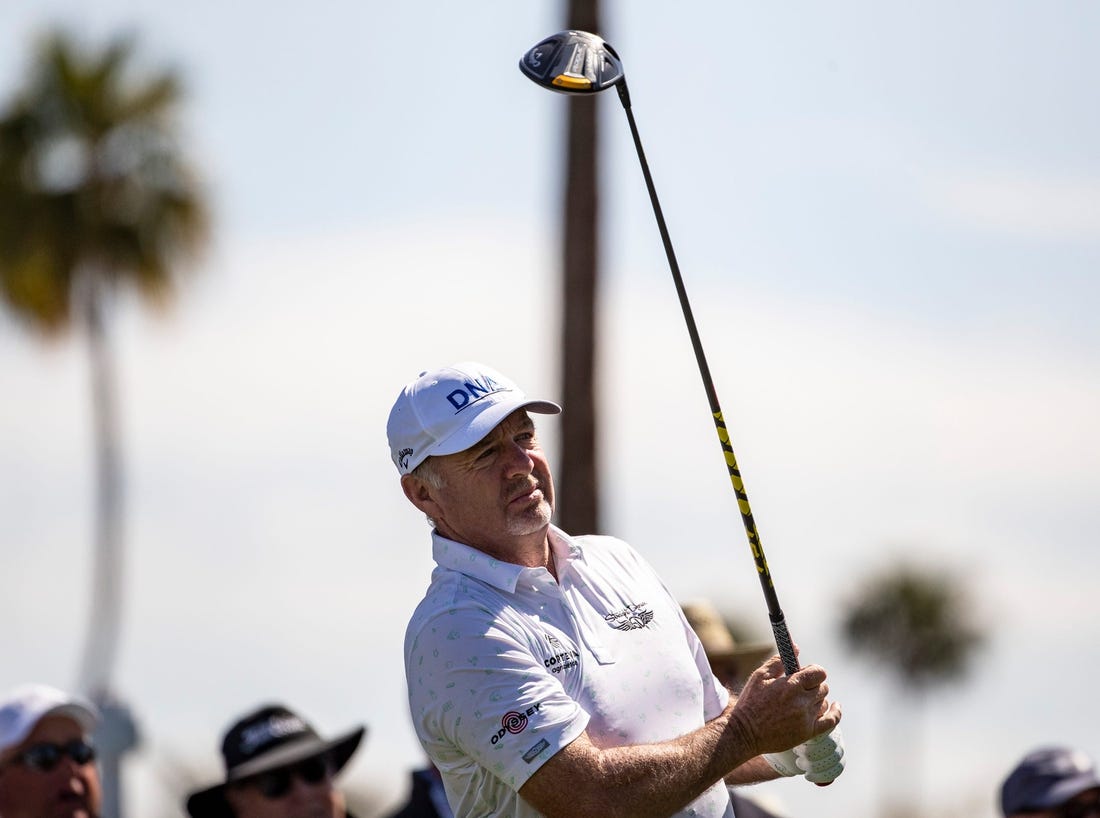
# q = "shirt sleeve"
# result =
<box><xmin>406</xmin><ymin>602</ymin><xmax>591</xmax><ymax>793</ymax></box>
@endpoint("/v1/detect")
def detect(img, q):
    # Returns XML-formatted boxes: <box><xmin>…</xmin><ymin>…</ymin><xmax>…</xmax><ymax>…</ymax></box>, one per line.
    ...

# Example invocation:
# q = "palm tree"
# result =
<box><xmin>0</xmin><ymin>29</ymin><xmax>208</xmax><ymax>817</ymax></box>
<box><xmin>557</xmin><ymin>0</ymin><xmax>603</xmax><ymax>534</ymax></box>
<box><xmin>840</xmin><ymin>561</ymin><xmax>987</xmax><ymax>818</ymax></box>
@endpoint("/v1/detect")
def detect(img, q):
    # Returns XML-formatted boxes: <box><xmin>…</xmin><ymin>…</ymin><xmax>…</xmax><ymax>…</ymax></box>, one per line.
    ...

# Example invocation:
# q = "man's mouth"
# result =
<box><xmin>509</xmin><ymin>483</ymin><xmax>542</xmax><ymax>505</ymax></box>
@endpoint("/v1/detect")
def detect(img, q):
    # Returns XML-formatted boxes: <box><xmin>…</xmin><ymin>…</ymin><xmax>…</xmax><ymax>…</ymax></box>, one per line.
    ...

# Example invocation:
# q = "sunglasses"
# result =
<box><xmin>242</xmin><ymin>756</ymin><xmax>330</xmax><ymax>799</ymax></box>
<box><xmin>9</xmin><ymin>740</ymin><xmax>97</xmax><ymax>772</ymax></box>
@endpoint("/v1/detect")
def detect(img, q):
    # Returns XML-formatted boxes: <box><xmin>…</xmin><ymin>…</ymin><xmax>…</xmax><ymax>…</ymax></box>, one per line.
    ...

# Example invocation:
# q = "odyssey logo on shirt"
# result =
<box><xmin>487</xmin><ymin>702</ymin><xmax>542</xmax><ymax>745</ymax></box>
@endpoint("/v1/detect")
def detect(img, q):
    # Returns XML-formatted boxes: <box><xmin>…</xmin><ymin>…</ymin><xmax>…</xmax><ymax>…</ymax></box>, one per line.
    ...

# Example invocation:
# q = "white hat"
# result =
<box><xmin>387</xmin><ymin>361</ymin><xmax>561</xmax><ymax>475</ymax></box>
<box><xmin>0</xmin><ymin>684</ymin><xmax>99</xmax><ymax>754</ymax></box>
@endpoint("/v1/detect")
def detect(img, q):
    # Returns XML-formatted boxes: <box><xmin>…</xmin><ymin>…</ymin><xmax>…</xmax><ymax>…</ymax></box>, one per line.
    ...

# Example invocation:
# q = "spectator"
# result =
<box><xmin>185</xmin><ymin>703</ymin><xmax>365</xmax><ymax>818</ymax></box>
<box><xmin>0</xmin><ymin>683</ymin><xmax>101</xmax><ymax>818</ymax></box>
<box><xmin>1001</xmin><ymin>746</ymin><xmax>1100</xmax><ymax>818</ymax></box>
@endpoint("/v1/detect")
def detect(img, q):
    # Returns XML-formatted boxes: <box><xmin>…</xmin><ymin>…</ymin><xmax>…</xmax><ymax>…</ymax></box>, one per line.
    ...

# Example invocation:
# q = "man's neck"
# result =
<box><xmin>440</xmin><ymin>526</ymin><xmax>555</xmax><ymax>577</ymax></box>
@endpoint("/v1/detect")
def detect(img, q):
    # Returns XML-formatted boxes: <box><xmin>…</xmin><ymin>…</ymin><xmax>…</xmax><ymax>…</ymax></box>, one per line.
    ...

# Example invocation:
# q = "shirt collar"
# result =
<box><xmin>430</xmin><ymin>525</ymin><xmax>585</xmax><ymax>593</ymax></box>
<box><xmin>548</xmin><ymin>524</ymin><xmax>584</xmax><ymax>562</ymax></box>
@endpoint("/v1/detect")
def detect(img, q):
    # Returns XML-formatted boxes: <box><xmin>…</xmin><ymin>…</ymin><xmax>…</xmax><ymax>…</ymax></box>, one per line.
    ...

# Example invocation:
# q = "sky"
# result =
<box><xmin>2</xmin><ymin>1</ymin><xmax>1099</xmax><ymax>817</ymax></box>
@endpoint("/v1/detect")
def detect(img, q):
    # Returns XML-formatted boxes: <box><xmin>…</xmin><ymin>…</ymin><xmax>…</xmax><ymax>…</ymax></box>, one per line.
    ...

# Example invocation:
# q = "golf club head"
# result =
<box><xmin>519</xmin><ymin>30</ymin><xmax>624</xmax><ymax>94</ymax></box>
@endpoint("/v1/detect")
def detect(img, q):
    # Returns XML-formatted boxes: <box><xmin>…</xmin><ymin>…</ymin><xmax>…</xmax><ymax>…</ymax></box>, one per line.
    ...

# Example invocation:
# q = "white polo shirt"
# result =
<box><xmin>404</xmin><ymin>525</ymin><xmax>734</xmax><ymax>818</ymax></box>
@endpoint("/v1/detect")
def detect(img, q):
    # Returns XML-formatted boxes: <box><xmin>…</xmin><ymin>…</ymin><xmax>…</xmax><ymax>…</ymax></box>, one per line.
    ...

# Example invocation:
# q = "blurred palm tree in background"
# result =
<box><xmin>840</xmin><ymin>561</ymin><xmax>987</xmax><ymax>818</ymax></box>
<box><xmin>0</xmin><ymin>29</ymin><xmax>208</xmax><ymax>818</ymax></box>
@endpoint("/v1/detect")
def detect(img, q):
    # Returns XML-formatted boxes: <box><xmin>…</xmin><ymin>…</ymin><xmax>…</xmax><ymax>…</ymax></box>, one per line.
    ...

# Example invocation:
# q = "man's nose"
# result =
<box><xmin>501</xmin><ymin>441</ymin><xmax>535</xmax><ymax>475</ymax></box>
<box><xmin>63</xmin><ymin>765</ymin><xmax>89</xmax><ymax>794</ymax></box>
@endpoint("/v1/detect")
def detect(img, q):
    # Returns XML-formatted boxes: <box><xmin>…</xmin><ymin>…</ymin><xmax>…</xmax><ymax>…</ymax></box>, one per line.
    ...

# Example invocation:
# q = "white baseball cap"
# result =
<box><xmin>0</xmin><ymin>684</ymin><xmax>99</xmax><ymax>754</ymax></box>
<box><xmin>387</xmin><ymin>361</ymin><xmax>561</xmax><ymax>475</ymax></box>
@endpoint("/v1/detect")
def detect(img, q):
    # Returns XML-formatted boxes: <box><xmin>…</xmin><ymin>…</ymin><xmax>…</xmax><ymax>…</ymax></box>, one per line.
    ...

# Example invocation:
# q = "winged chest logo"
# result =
<box><xmin>604</xmin><ymin>602</ymin><xmax>655</xmax><ymax>631</ymax></box>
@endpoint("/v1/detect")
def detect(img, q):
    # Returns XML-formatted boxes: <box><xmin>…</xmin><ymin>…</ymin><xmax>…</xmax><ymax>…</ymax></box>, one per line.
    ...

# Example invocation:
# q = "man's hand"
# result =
<box><xmin>762</xmin><ymin>726</ymin><xmax>846</xmax><ymax>785</ymax></box>
<box><xmin>794</xmin><ymin>726</ymin><xmax>846</xmax><ymax>785</ymax></box>
<box><xmin>728</xmin><ymin>655</ymin><xmax>842</xmax><ymax>756</ymax></box>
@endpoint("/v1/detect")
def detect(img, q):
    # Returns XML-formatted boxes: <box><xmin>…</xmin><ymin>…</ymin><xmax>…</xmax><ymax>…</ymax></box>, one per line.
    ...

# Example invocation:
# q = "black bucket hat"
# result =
<box><xmin>185</xmin><ymin>704</ymin><xmax>366</xmax><ymax>818</ymax></box>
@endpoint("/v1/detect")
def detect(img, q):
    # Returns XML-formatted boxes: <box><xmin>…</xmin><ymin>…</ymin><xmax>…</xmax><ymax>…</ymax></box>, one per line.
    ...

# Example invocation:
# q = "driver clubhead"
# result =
<box><xmin>519</xmin><ymin>30</ymin><xmax>624</xmax><ymax>94</ymax></box>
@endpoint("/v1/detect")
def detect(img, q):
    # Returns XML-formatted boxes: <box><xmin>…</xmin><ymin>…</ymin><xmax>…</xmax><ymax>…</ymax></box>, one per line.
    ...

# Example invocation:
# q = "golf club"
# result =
<box><xmin>520</xmin><ymin>30</ymin><xmax>800</xmax><ymax>677</ymax></box>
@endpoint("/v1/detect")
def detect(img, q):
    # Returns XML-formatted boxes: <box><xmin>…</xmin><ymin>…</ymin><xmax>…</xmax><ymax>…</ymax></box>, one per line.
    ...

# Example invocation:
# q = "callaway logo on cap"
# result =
<box><xmin>386</xmin><ymin>361</ymin><xmax>561</xmax><ymax>475</ymax></box>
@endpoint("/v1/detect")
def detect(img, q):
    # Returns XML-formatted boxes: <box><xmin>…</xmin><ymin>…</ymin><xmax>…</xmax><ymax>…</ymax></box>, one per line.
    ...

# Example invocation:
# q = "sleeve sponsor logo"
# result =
<box><xmin>523</xmin><ymin>738</ymin><xmax>550</xmax><ymax>763</ymax></box>
<box><xmin>488</xmin><ymin>702</ymin><xmax>542</xmax><ymax>745</ymax></box>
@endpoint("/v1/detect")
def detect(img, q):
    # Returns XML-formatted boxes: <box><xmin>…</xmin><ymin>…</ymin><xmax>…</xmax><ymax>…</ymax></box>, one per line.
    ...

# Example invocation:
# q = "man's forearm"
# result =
<box><xmin>724</xmin><ymin>755</ymin><xmax>783</xmax><ymax>786</ymax></box>
<box><xmin>520</xmin><ymin>701</ymin><xmax>759</xmax><ymax>818</ymax></box>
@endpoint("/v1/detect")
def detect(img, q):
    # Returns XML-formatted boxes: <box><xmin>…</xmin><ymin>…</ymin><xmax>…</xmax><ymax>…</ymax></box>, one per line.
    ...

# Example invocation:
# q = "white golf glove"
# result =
<box><xmin>762</xmin><ymin>726</ymin><xmax>846</xmax><ymax>784</ymax></box>
<box><xmin>762</xmin><ymin>748</ymin><xmax>801</xmax><ymax>777</ymax></box>
<box><xmin>794</xmin><ymin>726</ymin><xmax>846</xmax><ymax>784</ymax></box>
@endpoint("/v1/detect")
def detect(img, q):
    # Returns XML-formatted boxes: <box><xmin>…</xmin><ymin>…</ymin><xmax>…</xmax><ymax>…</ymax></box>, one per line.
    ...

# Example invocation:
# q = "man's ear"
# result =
<box><xmin>401</xmin><ymin>474</ymin><xmax>442</xmax><ymax>518</ymax></box>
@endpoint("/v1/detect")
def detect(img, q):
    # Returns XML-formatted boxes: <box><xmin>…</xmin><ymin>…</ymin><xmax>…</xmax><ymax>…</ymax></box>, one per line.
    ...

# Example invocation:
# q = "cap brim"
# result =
<box><xmin>48</xmin><ymin>702</ymin><xmax>99</xmax><ymax>735</ymax></box>
<box><xmin>185</xmin><ymin>726</ymin><xmax>366</xmax><ymax>818</ymax></box>
<box><xmin>430</xmin><ymin>397</ymin><xmax>561</xmax><ymax>460</ymax></box>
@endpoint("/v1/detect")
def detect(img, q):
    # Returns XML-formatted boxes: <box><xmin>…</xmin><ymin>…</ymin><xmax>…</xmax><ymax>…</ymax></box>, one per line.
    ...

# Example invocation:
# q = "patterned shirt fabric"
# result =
<box><xmin>404</xmin><ymin>525</ymin><xmax>734</xmax><ymax>818</ymax></box>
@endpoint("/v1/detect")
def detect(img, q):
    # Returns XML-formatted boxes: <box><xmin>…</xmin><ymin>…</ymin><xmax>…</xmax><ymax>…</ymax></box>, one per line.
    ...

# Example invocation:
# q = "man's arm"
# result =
<box><xmin>518</xmin><ymin>656</ymin><xmax>841</xmax><ymax>818</ymax></box>
<box><xmin>725</xmin><ymin>755</ymin><xmax>786</xmax><ymax>786</ymax></box>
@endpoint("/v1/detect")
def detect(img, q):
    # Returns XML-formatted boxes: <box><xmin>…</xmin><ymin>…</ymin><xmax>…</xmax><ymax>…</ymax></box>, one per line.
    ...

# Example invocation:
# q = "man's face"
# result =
<box><xmin>0</xmin><ymin>715</ymin><xmax>102</xmax><ymax>818</ymax></box>
<box><xmin>225</xmin><ymin>755</ymin><xmax>345</xmax><ymax>818</ymax></box>
<box><xmin>413</xmin><ymin>410</ymin><xmax>555</xmax><ymax>556</ymax></box>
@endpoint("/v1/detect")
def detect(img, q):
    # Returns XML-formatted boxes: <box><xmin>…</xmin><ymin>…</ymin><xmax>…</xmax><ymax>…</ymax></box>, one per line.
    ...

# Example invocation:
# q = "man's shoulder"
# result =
<box><xmin>404</xmin><ymin>570</ymin><xmax>509</xmax><ymax>643</ymax></box>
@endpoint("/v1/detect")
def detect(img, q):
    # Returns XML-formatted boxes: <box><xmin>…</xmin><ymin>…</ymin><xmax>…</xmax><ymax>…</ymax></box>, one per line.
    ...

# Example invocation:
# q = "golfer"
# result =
<box><xmin>388</xmin><ymin>361</ymin><xmax>844</xmax><ymax>818</ymax></box>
